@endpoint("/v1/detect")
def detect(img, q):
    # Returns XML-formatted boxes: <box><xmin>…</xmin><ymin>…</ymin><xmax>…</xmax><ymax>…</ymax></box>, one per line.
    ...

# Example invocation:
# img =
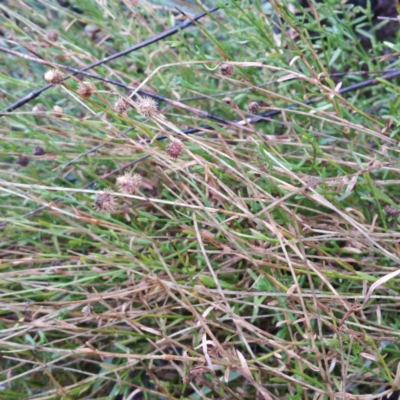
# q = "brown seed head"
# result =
<box><xmin>220</xmin><ymin>63</ymin><xmax>234</xmax><ymax>76</ymax></box>
<box><xmin>385</xmin><ymin>205</ymin><xmax>399</xmax><ymax>217</ymax></box>
<box><xmin>78</xmin><ymin>82</ymin><xmax>94</xmax><ymax>98</ymax></box>
<box><xmin>305</xmin><ymin>176</ymin><xmax>319</xmax><ymax>191</ymax></box>
<box><xmin>116</xmin><ymin>172</ymin><xmax>142</xmax><ymax>194</ymax></box>
<box><xmin>44</xmin><ymin>69</ymin><xmax>63</xmax><ymax>85</ymax></box>
<box><xmin>17</xmin><ymin>155</ymin><xmax>29</xmax><ymax>167</ymax></box>
<box><xmin>53</xmin><ymin>105</ymin><xmax>63</xmax><ymax>117</ymax></box>
<box><xmin>47</xmin><ymin>30</ymin><xmax>58</xmax><ymax>42</ymax></box>
<box><xmin>32</xmin><ymin>146</ymin><xmax>45</xmax><ymax>156</ymax></box>
<box><xmin>115</xmin><ymin>97</ymin><xmax>130</xmax><ymax>115</ymax></box>
<box><xmin>248</xmin><ymin>101</ymin><xmax>259</xmax><ymax>113</ymax></box>
<box><xmin>222</xmin><ymin>97</ymin><xmax>232</xmax><ymax>105</ymax></box>
<box><xmin>94</xmin><ymin>189</ymin><xmax>116</xmax><ymax>213</ymax></box>
<box><xmin>135</xmin><ymin>96</ymin><xmax>158</xmax><ymax>118</ymax></box>
<box><xmin>167</xmin><ymin>139</ymin><xmax>184</xmax><ymax>159</ymax></box>
<box><xmin>82</xmin><ymin>305</ymin><xmax>93</xmax><ymax>317</ymax></box>
<box><xmin>32</xmin><ymin>104</ymin><xmax>47</xmax><ymax>117</ymax></box>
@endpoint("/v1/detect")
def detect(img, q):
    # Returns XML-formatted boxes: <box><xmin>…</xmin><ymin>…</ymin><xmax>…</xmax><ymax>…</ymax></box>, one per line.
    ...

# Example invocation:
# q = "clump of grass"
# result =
<box><xmin>0</xmin><ymin>0</ymin><xmax>400</xmax><ymax>399</ymax></box>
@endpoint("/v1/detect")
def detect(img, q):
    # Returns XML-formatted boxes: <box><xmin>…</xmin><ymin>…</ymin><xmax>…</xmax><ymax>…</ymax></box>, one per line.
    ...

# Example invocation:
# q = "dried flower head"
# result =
<box><xmin>17</xmin><ymin>155</ymin><xmax>29</xmax><ymax>167</ymax></box>
<box><xmin>47</xmin><ymin>30</ymin><xmax>58</xmax><ymax>42</ymax></box>
<box><xmin>115</xmin><ymin>97</ymin><xmax>129</xmax><ymax>115</ymax></box>
<box><xmin>94</xmin><ymin>189</ymin><xmax>116</xmax><ymax>213</ymax></box>
<box><xmin>222</xmin><ymin>97</ymin><xmax>232</xmax><ymax>105</ymax></box>
<box><xmin>220</xmin><ymin>63</ymin><xmax>234</xmax><ymax>76</ymax></box>
<box><xmin>167</xmin><ymin>139</ymin><xmax>184</xmax><ymax>159</ymax></box>
<box><xmin>44</xmin><ymin>69</ymin><xmax>63</xmax><ymax>85</ymax></box>
<box><xmin>32</xmin><ymin>103</ymin><xmax>47</xmax><ymax>117</ymax></box>
<box><xmin>116</xmin><ymin>172</ymin><xmax>142</xmax><ymax>194</ymax></box>
<box><xmin>248</xmin><ymin>101</ymin><xmax>259</xmax><ymax>113</ymax></box>
<box><xmin>305</xmin><ymin>176</ymin><xmax>319</xmax><ymax>191</ymax></box>
<box><xmin>78</xmin><ymin>82</ymin><xmax>95</xmax><ymax>98</ymax></box>
<box><xmin>82</xmin><ymin>305</ymin><xmax>93</xmax><ymax>317</ymax></box>
<box><xmin>84</xmin><ymin>25</ymin><xmax>101</xmax><ymax>40</ymax></box>
<box><xmin>53</xmin><ymin>105</ymin><xmax>63</xmax><ymax>117</ymax></box>
<box><xmin>134</xmin><ymin>96</ymin><xmax>158</xmax><ymax>118</ymax></box>
<box><xmin>385</xmin><ymin>205</ymin><xmax>399</xmax><ymax>217</ymax></box>
<box><xmin>32</xmin><ymin>146</ymin><xmax>45</xmax><ymax>156</ymax></box>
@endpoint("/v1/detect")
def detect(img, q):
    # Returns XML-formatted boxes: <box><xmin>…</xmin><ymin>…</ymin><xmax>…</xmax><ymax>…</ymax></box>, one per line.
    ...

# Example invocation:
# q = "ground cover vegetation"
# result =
<box><xmin>1</xmin><ymin>0</ymin><xmax>400</xmax><ymax>399</ymax></box>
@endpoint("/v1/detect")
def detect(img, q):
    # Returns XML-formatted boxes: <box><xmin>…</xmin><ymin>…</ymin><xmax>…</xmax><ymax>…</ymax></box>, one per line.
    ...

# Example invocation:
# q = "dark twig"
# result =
<box><xmin>1</xmin><ymin>67</ymin><xmax>399</xmax><ymax>228</ymax></box>
<box><xmin>154</xmin><ymin>68</ymin><xmax>400</xmax><ymax>140</ymax></box>
<box><xmin>0</xmin><ymin>6</ymin><xmax>219</xmax><ymax>116</ymax></box>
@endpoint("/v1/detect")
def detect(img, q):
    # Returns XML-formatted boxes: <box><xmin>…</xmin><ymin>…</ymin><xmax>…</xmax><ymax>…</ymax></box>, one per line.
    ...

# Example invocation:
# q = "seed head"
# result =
<box><xmin>115</xmin><ymin>97</ymin><xmax>130</xmax><ymax>115</ymax></box>
<box><xmin>53</xmin><ymin>105</ymin><xmax>63</xmax><ymax>117</ymax></box>
<box><xmin>32</xmin><ymin>103</ymin><xmax>46</xmax><ymax>117</ymax></box>
<box><xmin>167</xmin><ymin>139</ymin><xmax>184</xmax><ymax>159</ymax></box>
<box><xmin>385</xmin><ymin>205</ymin><xmax>399</xmax><ymax>217</ymax></box>
<box><xmin>44</xmin><ymin>69</ymin><xmax>63</xmax><ymax>85</ymax></box>
<box><xmin>220</xmin><ymin>63</ymin><xmax>234</xmax><ymax>76</ymax></box>
<box><xmin>17</xmin><ymin>155</ymin><xmax>29</xmax><ymax>167</ymax></box>
<box><xmin>116</xmin><ymin>172</ymin><xmax>142</xmax><ymax>194</ymax></box>
<box><xmin>46</xmin><ymin>30</ymin><xmax>58</xmax><ymax>42</ymax></box>
<box><xmin>94</xmin><ymin>189</ymin><xmax>116</xmax><ymax>213</ymax></box>
<box><xmin>134</xmin><ymin>96</ymin><xmax>158</xmax><ymax>118</ymax></box>
<box><xmin>222</xmin><ymin>97</ymin><xmax>232</xmax><ymax>105</ymax></box>
<box><xmin>32</xmin><ymin>146</ymin><xmax>45</xmax><ymax>156</ymax></box>
<box><xmin>78</xmin><ymin>82</ymin><xmax>94</xmax><ymax>98</ymax></box>
<box><xmin>305</xmin><ymin>176</ymin><xmax>319</xmax><ymax>191</ymax></box>
<box><xmin>248</xmin><ymin>101</ymin><xmax>259</xmax><ymax>113</ymax></box>
<box><xmin>82</xmin><ymin>305</ymin><xmax>93</xmax><ymax>317</ymax></box>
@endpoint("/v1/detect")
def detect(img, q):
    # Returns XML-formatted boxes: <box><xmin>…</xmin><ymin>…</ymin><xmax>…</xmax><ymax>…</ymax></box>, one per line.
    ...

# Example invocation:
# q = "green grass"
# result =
<box><xmin>1</xmin><ymin>0</ymin><xmax>400</xmax><ymax>399</ymax></box>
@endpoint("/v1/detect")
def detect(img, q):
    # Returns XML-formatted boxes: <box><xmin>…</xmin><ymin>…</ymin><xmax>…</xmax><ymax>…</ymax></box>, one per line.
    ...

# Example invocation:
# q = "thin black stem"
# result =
<box><xmin>155</xmin><ymin>68</ymin><xmax>400</xmax><ymax>140</ymax></box>
<box><xmin>0</xmin><ymin>6</ymin><xmax>219</xmax><ymax>116</ymax></box>
<box><xmin>0</xmin><ymin>44</ymin><xmax>252</xmax><ymax>131</ymax></box>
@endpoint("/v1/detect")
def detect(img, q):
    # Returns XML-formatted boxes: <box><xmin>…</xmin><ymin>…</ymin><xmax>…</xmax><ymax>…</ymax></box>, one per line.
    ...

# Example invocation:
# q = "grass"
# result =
<box><xmin>1</xmin><ymin>0</ymin><xmax>400</xmax><ymax>398</ymax></box>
